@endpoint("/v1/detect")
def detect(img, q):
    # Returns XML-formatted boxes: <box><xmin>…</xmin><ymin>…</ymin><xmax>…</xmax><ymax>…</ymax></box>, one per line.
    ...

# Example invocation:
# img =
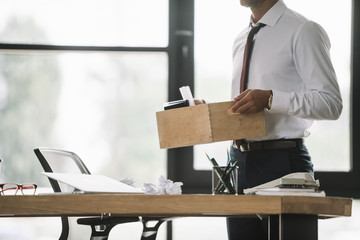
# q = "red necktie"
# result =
<box><xmin>236</xmin><ymin>23</ymin><xmax>265</xmax><ymax>149</ymax></box>
<box><xmin>239</xmin><ymin>23</ymin><xmax>265</xmax><ymax>93</ymax></box>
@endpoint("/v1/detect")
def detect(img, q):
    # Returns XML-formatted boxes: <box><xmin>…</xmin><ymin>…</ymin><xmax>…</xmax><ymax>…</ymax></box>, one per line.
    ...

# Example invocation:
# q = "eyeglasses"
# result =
<box><xmin>0</xmin><ymin>183</ymin><xmax>37</xmax><ymax>195</ymax></box>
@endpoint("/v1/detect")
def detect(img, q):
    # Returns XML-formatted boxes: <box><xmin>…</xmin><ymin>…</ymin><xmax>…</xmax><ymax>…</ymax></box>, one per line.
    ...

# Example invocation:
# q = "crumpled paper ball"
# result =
<box><xmin>142</xmin><ymin>175</ymin><xmax>183</xmax><ymax>195</ymax></box>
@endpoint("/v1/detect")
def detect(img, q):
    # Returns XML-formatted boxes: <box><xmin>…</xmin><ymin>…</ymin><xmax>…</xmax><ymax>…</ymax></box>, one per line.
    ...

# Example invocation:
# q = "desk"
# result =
<box><xmin>0</xmin><ymin>194</ymin><xmax>352</xmax><ymax>240</ymax></box>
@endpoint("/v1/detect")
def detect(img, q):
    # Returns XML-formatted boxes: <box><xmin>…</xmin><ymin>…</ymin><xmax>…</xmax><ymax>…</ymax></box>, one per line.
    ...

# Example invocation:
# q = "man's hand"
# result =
<box><xmin>194</xmin><ymin>99</ymin><xmax>205</xmax><ymax>105</ymax></box>
<box><xmin>229</xmin><ymin>89</ymin><xmax>272</xmax><ymax>114</ymax></box>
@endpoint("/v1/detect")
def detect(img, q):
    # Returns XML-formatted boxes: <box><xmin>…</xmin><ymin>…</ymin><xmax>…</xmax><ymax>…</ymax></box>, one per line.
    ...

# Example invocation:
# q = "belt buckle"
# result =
<box><xmin>239</xmin><ymin>142</ymin><xmax>251</xmax><ymax>152</ymax></box>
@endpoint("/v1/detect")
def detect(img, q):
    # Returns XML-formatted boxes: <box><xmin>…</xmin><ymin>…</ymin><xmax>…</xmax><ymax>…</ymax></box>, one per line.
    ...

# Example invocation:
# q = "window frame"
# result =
<box><xmin>0</xmin><ymin>2</ymin><xmax>173</xmax><ymax>238</ymax></box>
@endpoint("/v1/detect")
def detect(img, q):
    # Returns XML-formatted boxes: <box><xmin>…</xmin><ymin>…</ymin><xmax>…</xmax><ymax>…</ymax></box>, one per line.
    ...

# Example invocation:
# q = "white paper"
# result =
<box><xmin>179</xmin><ymin>86</ymin><xmax>195</xmax><ymax>106</ymax></box>
<box><xmin>41</xmin><ymin>172</ymin><xmax>144</xmax><ymax>194</ymax></box>
<box><xmin>142</xmin><ymin>175</ymin><xmax>183</xmax><ymax>195</ymax></box>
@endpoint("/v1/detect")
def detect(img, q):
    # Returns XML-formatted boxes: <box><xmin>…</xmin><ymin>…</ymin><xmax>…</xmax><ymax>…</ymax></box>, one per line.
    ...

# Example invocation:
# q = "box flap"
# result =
<box><xmin>208</xmin><ymin>101</ymin><xmax>266</xmax><ymax>141</ymax></box>
<box><xmin>156</xmin><ymin>104</ymin><xmax>212</xmax><ymax>149</ymax></box>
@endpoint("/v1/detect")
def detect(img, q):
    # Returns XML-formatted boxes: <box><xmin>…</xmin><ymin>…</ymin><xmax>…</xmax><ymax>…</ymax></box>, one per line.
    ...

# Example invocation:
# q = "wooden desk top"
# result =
<box><xmin>0</xmin><ymin>194</ymin><xmax>352</xmax><ymax>218</ymax></box>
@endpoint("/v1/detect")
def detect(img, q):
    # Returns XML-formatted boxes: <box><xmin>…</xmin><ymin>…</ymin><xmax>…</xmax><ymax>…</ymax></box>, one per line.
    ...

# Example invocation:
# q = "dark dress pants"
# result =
<box><xmin>227</xmin><ymin>143</ymin><xmax>314</xmax><ymax>240</ymax></box>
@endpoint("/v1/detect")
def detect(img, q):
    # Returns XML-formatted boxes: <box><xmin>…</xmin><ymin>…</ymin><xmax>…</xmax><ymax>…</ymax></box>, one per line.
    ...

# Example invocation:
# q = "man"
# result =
<box><xmin>225</xmin><ymin>0</ymin><xmax>342</xmax><ymax>239</ymax></box>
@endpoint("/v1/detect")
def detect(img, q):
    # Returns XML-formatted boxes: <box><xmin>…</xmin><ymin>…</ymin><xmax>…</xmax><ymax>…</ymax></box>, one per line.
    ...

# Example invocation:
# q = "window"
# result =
<box><xmin>0</xmin><ymin>52</ymin><xmax>167</xmax><ymax>183</ymax></box>
<box><xmin>0</xmin><ymin>1</ymin><xmax>168</xmax><ymax>239</ymax></box>
<box><xmin>0</xmin><ymin>0</ymin><xmax>168</xmax><ymax>47</ymax></box>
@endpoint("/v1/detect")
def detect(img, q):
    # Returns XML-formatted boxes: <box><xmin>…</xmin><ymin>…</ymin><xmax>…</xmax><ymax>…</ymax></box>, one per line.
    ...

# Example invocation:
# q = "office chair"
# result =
<box><xmin>34</xmin><ymin>148</ymin><xmax>167</xmax><ymax>240</ymax></box>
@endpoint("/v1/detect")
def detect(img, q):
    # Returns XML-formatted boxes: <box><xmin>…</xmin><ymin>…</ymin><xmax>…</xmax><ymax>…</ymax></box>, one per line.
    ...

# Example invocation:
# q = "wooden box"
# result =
<box><xmin>156</xmin><ymin>101</ymin><xmax>266</xmax><ymax>149</ymax></box>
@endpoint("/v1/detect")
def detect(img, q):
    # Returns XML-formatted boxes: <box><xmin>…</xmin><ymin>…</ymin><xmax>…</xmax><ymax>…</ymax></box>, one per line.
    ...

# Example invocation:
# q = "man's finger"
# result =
<box><xmin>234</xmin><ymin>89</ymin><xmax>250</xmax><ymax>101</ymax></box>
<box><xmin>230</xmin><ymin>100</ymin><xmax>253</xmax><ymax>114</ymax></box>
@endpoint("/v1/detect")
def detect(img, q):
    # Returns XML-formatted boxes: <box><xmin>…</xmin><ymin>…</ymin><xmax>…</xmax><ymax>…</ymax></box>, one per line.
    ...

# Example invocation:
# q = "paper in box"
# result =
<box><xmin>156</xmin><ymin>101</ymin><xmax>266</xmax><ymax>149</ymax></box>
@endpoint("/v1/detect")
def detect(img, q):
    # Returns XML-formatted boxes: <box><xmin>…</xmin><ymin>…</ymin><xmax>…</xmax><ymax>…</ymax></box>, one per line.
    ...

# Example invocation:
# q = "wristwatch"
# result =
<box><xmin>267</xmin><ymin>91</ymin><xmax>273</xmax><ymax>110</ymax></box>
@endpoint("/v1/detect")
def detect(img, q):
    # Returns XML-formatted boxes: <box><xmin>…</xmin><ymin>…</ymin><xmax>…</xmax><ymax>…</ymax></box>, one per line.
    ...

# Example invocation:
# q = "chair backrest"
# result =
<box><xmin>35</xmin><ymin>148</ymin><xmax>90</xmax><ymax>174</ymax></box>
<box><xmin>34</xmin><ymin>148</ymin><xmax>91</xmax><ymax>192</ymax></box>
<box><xmin>34</xmin><ymin>147</ymin><xmax>92</xmax><ymax>240</ymax></box>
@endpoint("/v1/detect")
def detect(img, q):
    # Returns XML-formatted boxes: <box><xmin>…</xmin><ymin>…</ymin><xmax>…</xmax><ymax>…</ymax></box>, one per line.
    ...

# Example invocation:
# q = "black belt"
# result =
<box><xmin>233</xmin><ymin>139</ymin><xmax>304</xmax><ymax>152</ymax></box>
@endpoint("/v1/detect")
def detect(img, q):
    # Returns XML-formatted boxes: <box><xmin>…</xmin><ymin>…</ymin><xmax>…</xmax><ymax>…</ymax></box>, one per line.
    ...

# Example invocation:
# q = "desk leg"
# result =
<box><xmin>269</xmin><ymin>214</ymin><xmax>318</xmax><ymax>240</ymax></box>
<box><xmin>268</xmin><ymin>215</ymin><xmax>279</xmax><ymax>240</ymax></box>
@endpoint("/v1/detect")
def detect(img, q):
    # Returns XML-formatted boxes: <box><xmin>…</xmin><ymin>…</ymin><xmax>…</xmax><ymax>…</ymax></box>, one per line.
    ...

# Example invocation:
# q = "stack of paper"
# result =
<box><xmin>248</xmin><ymin>187</ymin><xmax>325</xmax><ymax>197</ymax></box>
<box><xmin>244</xmin><ymin>172</ymin><xmax>325</xmax><ymax>197</ymax></box>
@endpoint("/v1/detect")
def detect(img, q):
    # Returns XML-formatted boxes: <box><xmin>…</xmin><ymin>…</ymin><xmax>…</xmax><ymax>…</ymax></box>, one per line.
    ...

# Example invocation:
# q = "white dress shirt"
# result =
<box><xmin>231</xmin><ymin>0</ymin><xmax>342</xmax><ymax>141</ymax></box>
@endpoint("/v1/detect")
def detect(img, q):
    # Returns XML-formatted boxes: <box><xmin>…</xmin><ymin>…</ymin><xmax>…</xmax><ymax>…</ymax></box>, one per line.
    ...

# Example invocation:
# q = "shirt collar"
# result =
<box><xmin>250</xmin><ymin>0</ymin><xmax>287</xmax><ymax>27</ymax></box>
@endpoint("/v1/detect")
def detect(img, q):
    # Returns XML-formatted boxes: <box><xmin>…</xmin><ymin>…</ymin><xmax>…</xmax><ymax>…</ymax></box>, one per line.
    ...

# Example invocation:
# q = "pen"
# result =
<box><xmin>206</xmin><ymin>153</ymin><xmax>219</xmax><ymax>167</ymax></box>
<box><xmin>215</xmin><ymin>161</ymin><xmax>238</xmax><ymax>194</ymax></box>
<box><xmin>214</xmin><ymin>160</ymin><xmax>232</xmax><ymax>191</ymax></box>
<box><xmin>207</xmin><ymin>153</ymin><xmax>235</xmax><ymax>194</ymax></box>
<box><xmin>227</xmin><ymin>148</ymin><xmax>230</xmax><ymax>164</ymax></box>
<box><xmin>215</xmin><ymin>167</ymin><xmax>234</xmax><ymax>193</ymax></box>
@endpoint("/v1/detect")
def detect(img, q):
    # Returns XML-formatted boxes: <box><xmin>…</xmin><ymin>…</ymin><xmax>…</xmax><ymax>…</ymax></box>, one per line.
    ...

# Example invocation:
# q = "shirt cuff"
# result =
<box><xmin>269</xmin><ymin>90</ymin><xmax>291</xmax><ymax>113</ymax></box>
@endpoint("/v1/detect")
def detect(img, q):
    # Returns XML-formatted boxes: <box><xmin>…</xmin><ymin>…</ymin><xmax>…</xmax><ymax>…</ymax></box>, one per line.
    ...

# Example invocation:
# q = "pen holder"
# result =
<box><xmin>212</xmin><ymin>166</ymin><xmax>238</xmax><ymax>195</ymax></box>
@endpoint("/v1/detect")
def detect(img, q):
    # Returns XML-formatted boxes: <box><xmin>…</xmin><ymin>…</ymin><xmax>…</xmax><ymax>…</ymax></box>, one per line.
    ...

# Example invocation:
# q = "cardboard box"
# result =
<box><xmin>156</xmin><ymin>101</ymin><xmax>266</xmax><ymax>149</ymax></box>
